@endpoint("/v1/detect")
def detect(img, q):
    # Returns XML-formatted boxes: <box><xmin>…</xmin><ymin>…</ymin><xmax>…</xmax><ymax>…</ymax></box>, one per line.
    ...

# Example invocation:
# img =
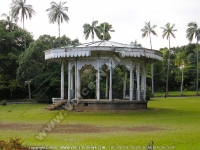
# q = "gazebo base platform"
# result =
<box><xmin>73</xmin><ymin>99</ymin><xmax>148</xmax><ymax>111</ymax></box>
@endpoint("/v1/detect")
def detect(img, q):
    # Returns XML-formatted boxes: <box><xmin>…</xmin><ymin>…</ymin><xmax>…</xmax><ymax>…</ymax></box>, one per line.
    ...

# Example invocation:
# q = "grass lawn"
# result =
<box><xmin>154</xmin><ymin>91</ymin><xmax>199</xmax><ymax>97</ymax></box>
<box><xmin>0</xmin><ymin>97</ymin><xmax>200</xmax><ymax>149</ymax></box>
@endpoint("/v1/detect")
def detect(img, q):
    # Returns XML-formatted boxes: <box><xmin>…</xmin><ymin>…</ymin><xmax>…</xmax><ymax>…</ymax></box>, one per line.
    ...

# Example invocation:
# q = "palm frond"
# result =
<box><xmin>142</xmin><ymin>31</ymin><xmax>148</xmax><ymax>38</ymax></box>
<box><xmin>186</xmin><ymin>21</ymin><xmax>199</xmax><ymax>42</ymax></box>
<box><xmin>141</xmin><ymin>21</ymin><xmax>157</xmax><ymax>38</ymax></box>
<box><xmin>161</xmin><ymin>23</ymin><xmax>177</xmax><ymax>39</ymax></box>
<box><xmin>11</xmin><ymin>0</ymin><xmax>35</xmax><ymax>22</ymax></box>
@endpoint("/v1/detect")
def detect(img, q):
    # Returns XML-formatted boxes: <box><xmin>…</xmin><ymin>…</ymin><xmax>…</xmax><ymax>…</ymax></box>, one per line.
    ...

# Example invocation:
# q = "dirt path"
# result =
<box><xmin>0</xmin><ymin>123</ymin><xmax>165</xmax><ymax>134</ymax></box>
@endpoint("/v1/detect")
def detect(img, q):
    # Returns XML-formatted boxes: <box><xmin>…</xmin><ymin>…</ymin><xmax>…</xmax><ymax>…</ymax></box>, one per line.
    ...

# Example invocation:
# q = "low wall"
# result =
<box><xmin>73</xmin><ymin>100</ymin><xmax>148</xmax><ymax>111</ymax></box>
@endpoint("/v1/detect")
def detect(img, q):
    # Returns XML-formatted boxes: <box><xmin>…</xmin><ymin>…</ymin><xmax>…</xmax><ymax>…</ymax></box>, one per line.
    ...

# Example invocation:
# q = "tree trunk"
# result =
<box><xmin>149</xmin><ymin>34</ymin><xmax>152</xmax><ymax>49</ymax></box>
<box><xmin>149</xmin><ymin>34</ymin><xmax>154</xmax><ymax>97</ymax></box>
<box><xmin>28</xmin><ymin>81</ymin><xmax>31</xmax><ymax>100</ymax></box>
<box><xmin>196</xmin><ymin>39</ymin><xmax>199</xmax><ymax>95</ymax></box>
<box><xmin>23</xmin><ymin>17</ymin><xmax>26</xmax><ymax>50</ymax></box>
<box><xmin>58</xmin><ymin>21</ymin><xmax>61</xmax><ymax>47</ymax></box>
<box><xmin>10</xmin><ymin>90</ymin><xmax>13</xmax><ymax>99</ymax></box>
<box><xmin>180</xmin><ymin>67</ymin><xmax>183</xmax><ymax>96</ymax></box>
<box><xmin>166</xmin><ymin>37</ymin><xmax>171</xmax><ymax>97</ymax></box>
<box><xmin>58</xmin><ymin>21</ymin><xmax>60</xmax><ymax>38</ymax></box>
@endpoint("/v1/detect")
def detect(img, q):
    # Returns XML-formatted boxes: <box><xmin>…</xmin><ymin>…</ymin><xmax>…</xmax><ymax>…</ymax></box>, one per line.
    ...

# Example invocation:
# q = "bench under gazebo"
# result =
<box><xmin>44</xmin><ymin>41</ymin><xmax>162</xmax><ymax>110</ymax></box>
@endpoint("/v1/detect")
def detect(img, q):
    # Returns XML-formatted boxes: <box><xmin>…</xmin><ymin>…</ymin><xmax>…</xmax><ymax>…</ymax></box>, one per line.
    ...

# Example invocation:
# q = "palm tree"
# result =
<box><xmin>161</xmin><ymin>22</ymin><xmax>177</xmax><ymax>97</ymax></box>
<box><xmin>98</xmin><ymin>22</ymin><xmax>115</xmax><ymax>40</ymax></box>
<box><xmin>46</xmin><ymin>1</ymin><xmax>69</xmax><ymax>38</ymax></box>
<box><xmin>11</xmin><ymin>0</ymin><xmax>35</xmax><ymax>100</ymax></box>
<box><xmin>141</xmin><ymin>21</ymin><xmax>157</xmax><ymax>96</ymax></box>
<box><xmin>83</xmin><ymin>20</ymin><xmax>100</xmax><ymax>42</ymax></box>
<box><xmin>175</xmin><ymin>51</ymin><xmax>187</xmax><ymax>96</ymax></box>
<box><xmin>1</xmin><ymin>12</ymin><xmax>18</xmax><ymax>31</ymax></box>
<box><xmin>11</xmin><ymin>0</ymin><xmax>35</xmax><ymax>31</ymax></box>
<box><xmin>186</xmin><ymin>22</ymin><xmax>200</xmax><ymax>95</ymax></box>
<box><xmin>130</xmin><ymin>39</ymin><xmax>142</xmax><ymax>47</ymax></box>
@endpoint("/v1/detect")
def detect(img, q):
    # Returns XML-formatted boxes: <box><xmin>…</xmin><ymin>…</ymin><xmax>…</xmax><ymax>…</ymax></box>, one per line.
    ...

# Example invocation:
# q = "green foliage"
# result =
<box><xmin>0</xmin><ymin>138</ymin><xmax>30</xmax><ymax>150</ymax></box>
<box><xmin>83</xmin><ymin>20</ymin><xmax>100</xmax><ymax>41</ymax></box>
<box><xmin>98</xmin><ymin>22</ymin><xmax>115</xmax><ymax>40</ymax></box>
<box><xmin>83</xmin><ymin>21</ymin><xmax>115</xmax><ymax>41</ymax></box>
<box><xmin>184</xmin><ymin>88</ymin><xmax>187</xmax><ymax>92</ymax></box>
<box><xmin>130</xmin><ymin>39</ymin><xmax>142</xmax><ymax>47</ymax></box>
<box><xmin>0</xmin><ymin>20</ymin><xmax>33</xmax><ymax>99</ymax></box>
<box><xmin>16</xmin><ymin>34</ymin><xmax>79</xmax><ymax>103</ymax></box>
<box><xmin>1</xmin><ymin>100</ymin><xmax>7</xmax><ymax>106</ymax></box>
<box><xmin>154</xmin><ymin>43</ymin><xmax>200</xmax><ymax>93</ymax></box>
<box><xmin>146</xmin><ymin>86</ymin><xmax>152</xmax><ymax>100</ymax></box>
<box><xmin>1</xmin><ymin>12</ymin><xmax>19</xmax><ymax>32</ymax></box>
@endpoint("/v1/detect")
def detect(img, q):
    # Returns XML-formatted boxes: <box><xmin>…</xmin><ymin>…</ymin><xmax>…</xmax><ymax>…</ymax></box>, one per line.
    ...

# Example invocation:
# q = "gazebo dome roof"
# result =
<box><xmin>65</xmin><ymin>40</ymin><xmax>142</xmax><ymax>48</ymax></box>
<box><xmin>45</xmin><ymin>40</ymin><xmax>162</xmax><ymax>60</ymax></box>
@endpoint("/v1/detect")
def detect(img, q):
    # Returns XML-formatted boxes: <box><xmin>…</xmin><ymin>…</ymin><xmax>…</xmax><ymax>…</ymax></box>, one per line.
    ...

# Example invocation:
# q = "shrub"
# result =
<box><xmin>0</xmin><ymin>138</ymin><xmax>30</xmax><ymax>150</ymax></box>
<box><xmin>146</xmin><ymin>95</ymin><xmax>151</xmax><ymax>101</ymax></box>
<box><xmin>146</xmin><ymin>86</ymin><xmax>152</xmax><ymax>100</ymax></box>
<box><xmin>1</xmin><ymin>100</ymin><xmax>7</xmax><ymax>106</ymax></box>
<box><xmin>184</xmin><ymin>88</ymin><xmax>187</xmax><ymax>92</ymax></box>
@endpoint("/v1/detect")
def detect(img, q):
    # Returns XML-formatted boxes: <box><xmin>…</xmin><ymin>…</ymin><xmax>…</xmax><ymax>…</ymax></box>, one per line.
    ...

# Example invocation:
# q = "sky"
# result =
<box><xmin>0</xmin><ymin>0</ymin><xmax>200</xmax><ymax>50</ymax></box>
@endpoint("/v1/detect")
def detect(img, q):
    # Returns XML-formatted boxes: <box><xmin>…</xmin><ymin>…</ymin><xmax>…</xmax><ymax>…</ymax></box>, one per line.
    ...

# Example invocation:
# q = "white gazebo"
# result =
<box><xmin>45</xmin><ymin>41</ymin><xmax>162</xmax><ymax>110</ymax></box>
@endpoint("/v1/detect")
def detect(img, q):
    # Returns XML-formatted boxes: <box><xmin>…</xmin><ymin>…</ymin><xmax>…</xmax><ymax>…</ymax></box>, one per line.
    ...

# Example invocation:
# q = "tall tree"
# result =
<box><xmin>98</xmin><ymin>22</ymin><xmax>115</xmax><ymax>40</ymax></box>
<box><xmin>11</xmin><ymin>0</ymin><xmax>35</xmax><ymax>99</ymax></box>
<box><xmin>161</xmin><ymin>22</ymin><xmax>177</xmax><ymax>97</ymax></box>
<box><xmin>186</xmin><ymin>22</ymin><xmax>200</xmax><ymax>95</ymax></box>
<box><xmin>83</xmin><ymin>20</ymin><xmax>100</xmax><ymax>42</ymax></box>
<box><xmin>46</xmin><ymin>1</ymin><xmax>69</xmax><ymax>38</ymax></box>
<box><xmin>11</xmin><ymin>0</ymin><xmax>34</xmax><ymax>49</ymax></box>
<box><xmin>1</xmin><ymin>12</ymin><xmax>18</xmax><ymax>31</ymax></box>
<box><xmin>175</xmin><ymin>51</ymin><xmax>187</xmax><ymax>96</ymax></box>
<box><xmin>141</xmin><ymin>21</ymin><xmax>157</xmax><ymax>96</ymax></box>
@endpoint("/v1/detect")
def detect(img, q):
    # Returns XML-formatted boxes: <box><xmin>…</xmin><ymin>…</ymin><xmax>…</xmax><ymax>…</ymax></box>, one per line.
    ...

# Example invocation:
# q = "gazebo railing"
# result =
<box><xmin>70</xmin><ymin>89</ymin><xmax>75</xmax><ymax>99</ymax></box>
<box><xmin>112</xmin><ymin>90</ymin><xmax>123</xmax><ymax>99</ymax></box>
<box><xmin>136</xmin><ymin>90</ymin><xmax>144</xmax><ymax>100</ymax></box>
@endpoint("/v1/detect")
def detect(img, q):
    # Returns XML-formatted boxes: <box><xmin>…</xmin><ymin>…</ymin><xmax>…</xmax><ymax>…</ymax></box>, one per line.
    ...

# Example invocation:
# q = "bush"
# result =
<box><xmin>146</xmin><ymin>86</ymin><xmax>152</xmax><ymax>100</ymax></box>
<box><xmin>146</xmin><ymin>95</ymin><xmax>151</xmax><ymax>100</ymax></box>
<box><xmin>184</xmin><ymin>88</ymin><xmax>187</xmax><ymax>92</ymax></box>
<box><xmin>1</xmin><ymin>100</ymin><xmax>7</xmax><ymax>106</ymax></box>
<box><xmin>0</xmin><ymin>138</ymin><xmax>30</xmax><ymax>150</ymax></box>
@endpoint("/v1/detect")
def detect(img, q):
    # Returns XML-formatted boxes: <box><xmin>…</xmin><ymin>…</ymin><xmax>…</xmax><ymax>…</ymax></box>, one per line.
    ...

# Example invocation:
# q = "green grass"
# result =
<box><xmin>154</xmin><ymin>91</ymin><xmax>198</xmax><ymax>97</ymax></box>
<box><xmin>0</xmin><ymin>98</ymin><xmax>200</xmax><ymax>149</ymax></box>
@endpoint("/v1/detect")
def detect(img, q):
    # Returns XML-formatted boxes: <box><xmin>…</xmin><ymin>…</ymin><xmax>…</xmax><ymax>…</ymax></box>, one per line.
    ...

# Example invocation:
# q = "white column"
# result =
<box><xmin>95</xmin><ymin>72</ymin><xmax>98</xmax><ymax>99</ymax></box>
<box><xmin>133</xmin><ymin>71</ymin><xmax>135</xmax><ymax>99</ymax></box>
<box><xmin>137</xmin><ymin>63</ymin><xmax>140</xmax><ymax>101</ymax></box>
<box><xmin>123</xmin><ymin>71</ymin><xmax>127</xmax><ymax>99</ymax></box>
<box><xmin>68</xmin><ymin>62</ymin><xmax>71</xmax><ymax>101</ymax></box>
<box><xmin>105</xmin><ymin>73</ymin><xmax>108</xmax><ymax>99</ymax></box>
<box><xmin>75</xmin><ymin>59</ymin><xmax>77</xmax><ymax>100</ymax></box>
<box><xmin>141</xmin><ymin>67</ymin><xmax>144</xmax><ymax>100</ymax></box>
<box><xmin>70</xmin><ymin>70</ymin><xmax>73</xmax><ymax>90</ymax></box>
<box><xmin>109</xmin><ymin>59</ymin><xmax>112</xmax><ymax>101</ymax></box>
<box><xmin>61</xmin><ymin>62</ymin><xmax>64</xmax><ymax>100</ymax></box>
<box><xmin>78</xmin><ymin>69</ymin><xmax>81</xmax><ymax>99</ymax></box>
<box><xmin>129</xmin><ymin>67</ymin><xmax>133</xmax><ymax>101</ymax></box>
<box><xmin>77</xmin><ymin>64</ymin><xmax>80</xmax><ymax>100</ymax></box>
<box><xmin>141</xmin><ymin>63</ymin><xmax>146</xmax><ymax>100</ymax></box>
<box><xmin>144</xmin><ymin>64</ymin><xmax>147</xmax><ymax>100</ymax></box>
<box><xmin>97</xmin><ymin>58</ymin><xmax>100</xmax><ymax>101</ymax></box>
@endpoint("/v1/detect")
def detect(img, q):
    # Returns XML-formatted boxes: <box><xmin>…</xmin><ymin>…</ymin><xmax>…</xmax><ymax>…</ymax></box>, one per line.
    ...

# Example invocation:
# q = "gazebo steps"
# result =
<box><xmin>45</xmin><ymin>99</ymin><xmax>66</xmax><ymax>110</ymax></box>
